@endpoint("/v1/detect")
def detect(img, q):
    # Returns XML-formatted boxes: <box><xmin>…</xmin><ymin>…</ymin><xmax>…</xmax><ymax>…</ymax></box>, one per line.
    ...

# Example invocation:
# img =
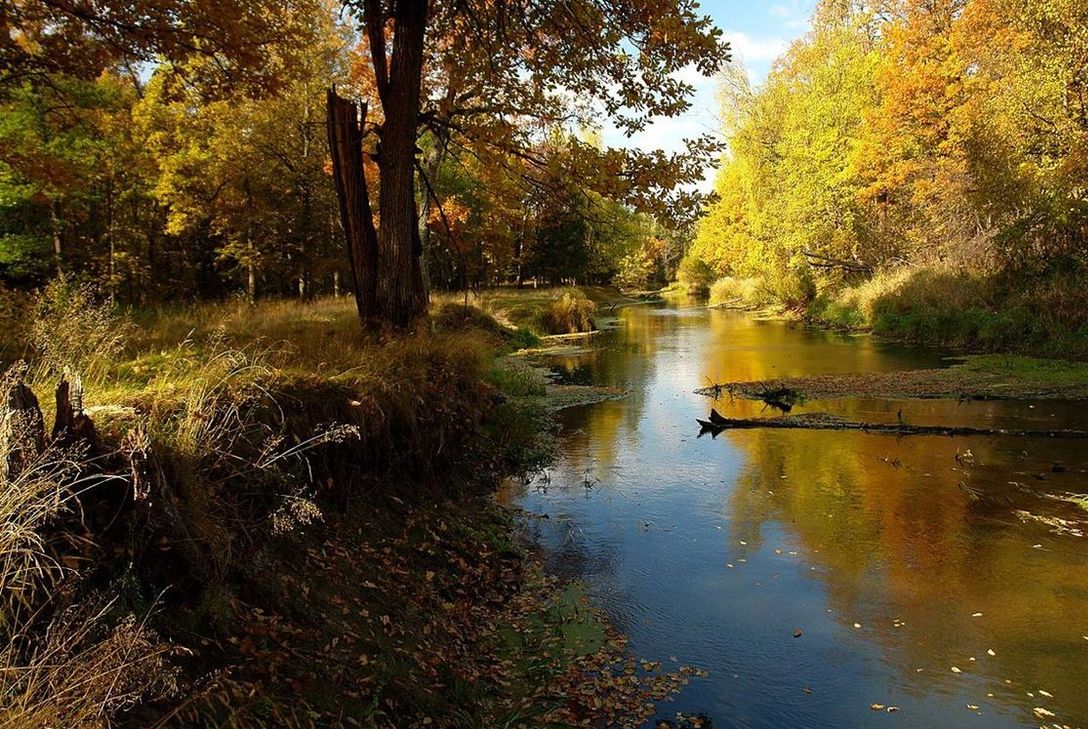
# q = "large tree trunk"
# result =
<box><xmin>328</xmin><ymin>0</ymin><xmax>430</xmax><ymax>330</ymax></box>
<box><xmin>373</xmin><ymin>0</ymin><xmax>429</xmax><ymax>328</ymax></box>
<box><xmin>326</xmin><ymin>90</ymin><xmax>379</xmax><ymax>326</ymax></box>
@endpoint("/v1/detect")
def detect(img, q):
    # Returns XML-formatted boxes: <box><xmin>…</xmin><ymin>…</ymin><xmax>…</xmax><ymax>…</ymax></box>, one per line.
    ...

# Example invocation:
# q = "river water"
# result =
<box><xmin>507</xmin><ymin>299</ymin><xmax>1088</xmax><ymax>729</ymax></box>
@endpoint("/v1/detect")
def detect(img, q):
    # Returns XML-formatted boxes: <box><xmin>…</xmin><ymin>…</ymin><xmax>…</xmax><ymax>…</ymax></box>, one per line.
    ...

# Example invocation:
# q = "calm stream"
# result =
<box><xmin>506</xmin><ymin>299</ymin><xmax>1088</xmax><ymax>728</ymax></box>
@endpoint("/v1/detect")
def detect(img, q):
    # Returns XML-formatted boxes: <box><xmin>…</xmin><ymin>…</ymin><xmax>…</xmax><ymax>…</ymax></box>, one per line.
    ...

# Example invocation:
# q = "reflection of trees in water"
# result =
<box><xmin>701</xmin><ymin>310</ymin><xmax>936</xmax><ymax>389</ymax></box>
<box><xmin>726</xmin><ymin>428</ymin><xmax>1088</xmax><ymax>721</ymax></box>
<box><xmin>550</xmin><ymin>307</ymin><xmax>693</xmax><ymax>478</ymax></box>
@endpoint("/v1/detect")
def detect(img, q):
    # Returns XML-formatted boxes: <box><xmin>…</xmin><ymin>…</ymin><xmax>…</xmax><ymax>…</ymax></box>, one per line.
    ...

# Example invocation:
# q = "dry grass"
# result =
<box><xmin>708</xmin><ymin>276</ymin><xmax>769</xmax><ymax>309</ymax></box>
<box><xmin>0</xmin><ymin>599</ymin><xmax>176</xmax><ymax>729</ymax></box>
<box><xmin>0</xmin><ymin>286</ymin><xmax>519</xmax><ymax>728</ymax></box>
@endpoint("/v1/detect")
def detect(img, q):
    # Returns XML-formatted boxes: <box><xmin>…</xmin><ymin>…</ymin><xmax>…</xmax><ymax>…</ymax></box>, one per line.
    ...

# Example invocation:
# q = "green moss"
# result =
<box><xmin>952</xmin><ymin>354</ymin><xmax>1088</xmax><ymax>387</ymax></box>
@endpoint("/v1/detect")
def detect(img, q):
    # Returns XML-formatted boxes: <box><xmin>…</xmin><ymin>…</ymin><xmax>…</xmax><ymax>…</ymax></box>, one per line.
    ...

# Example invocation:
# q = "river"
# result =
<box><xmin>506</xmin><ymin>298</ymin><xmax>1088</xmax><ymax>728</ymax></box>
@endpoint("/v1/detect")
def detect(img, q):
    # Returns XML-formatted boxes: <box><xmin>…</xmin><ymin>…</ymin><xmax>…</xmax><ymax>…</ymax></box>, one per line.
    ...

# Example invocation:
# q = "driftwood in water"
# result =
<box><xmin>697</xmin><ymin>408</ymin><xmax>1088</xmax><ymax>439</ymax></box>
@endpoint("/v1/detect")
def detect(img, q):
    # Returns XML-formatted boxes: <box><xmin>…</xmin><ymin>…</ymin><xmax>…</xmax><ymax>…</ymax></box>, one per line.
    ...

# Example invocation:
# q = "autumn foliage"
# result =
<box><xmin>689</xmin><ymin>0</ymin><xmax>1088</xmax><ymax>337</ymax></box>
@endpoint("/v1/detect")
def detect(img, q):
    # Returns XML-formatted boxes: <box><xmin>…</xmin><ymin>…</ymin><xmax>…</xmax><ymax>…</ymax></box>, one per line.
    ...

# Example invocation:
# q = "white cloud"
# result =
<box><xmin>766</xmin><ymin>1</ymin><xmax>813</xmax><ymax>30</ymax></box>
<box><xmin>725</xmin><ymin>31</ymin><xmax>789</xmax><ymax>64</ymax></box>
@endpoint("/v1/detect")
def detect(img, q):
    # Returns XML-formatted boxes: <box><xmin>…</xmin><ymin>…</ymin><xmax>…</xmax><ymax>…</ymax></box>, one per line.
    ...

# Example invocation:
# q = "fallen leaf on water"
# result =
<box><xmin>870</xmin><ymin>703</ymin><xmax>885</xmax><ymax>711</ymax></box>
<box><xmin>793</xmin><ymin>629</ymin><xmax>803</xmax><ymax>638</ymax></box>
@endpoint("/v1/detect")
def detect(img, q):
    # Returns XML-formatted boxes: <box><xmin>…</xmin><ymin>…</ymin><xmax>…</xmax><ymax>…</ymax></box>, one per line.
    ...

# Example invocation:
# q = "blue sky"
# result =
<box><xmin>601</xmin><ymin>0</ymin><xmax>819</xmax><ymax>188</ymax></box>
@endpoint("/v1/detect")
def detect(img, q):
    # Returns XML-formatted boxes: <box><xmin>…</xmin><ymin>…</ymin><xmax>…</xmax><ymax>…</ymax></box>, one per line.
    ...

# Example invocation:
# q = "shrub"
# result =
<box><xmin>708</xmin><ymin>276</ymin><xmax>769</xmax><ymax>308</ymax></box>
<box><xmin>540</xmin><ymin>292</ymin><xmax>596</xmax><ymax>335</ymax></box>
<box><xmin>677</xmin><ymin>256</ymin><xmax>715</xmax><ymax>296</ymax></box>
<box><xmin>768</xmin><ymin>265</ymin><xmax>817</xmax><ymax>310</ymax></box>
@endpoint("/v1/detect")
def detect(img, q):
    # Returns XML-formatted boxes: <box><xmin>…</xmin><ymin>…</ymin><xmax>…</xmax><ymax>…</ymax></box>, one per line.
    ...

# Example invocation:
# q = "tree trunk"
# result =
<box><xmin>326</xmin><ymin>90</ymin><xmax>379</xmax><ymax>327</ymax></box>
<box><xmin>329</xmin><ymin>0</ymin><xmax>430</xmax><ymax>330</ymax></box>
<box><xmin>373</xmin><ymin>0</ymin><xmax>429</xmax><ymax>328</ymax></box>
<box><xmin>50</xmin><ymin>199</ymin><xmax>64</xmax><ymax>276</ymax></box>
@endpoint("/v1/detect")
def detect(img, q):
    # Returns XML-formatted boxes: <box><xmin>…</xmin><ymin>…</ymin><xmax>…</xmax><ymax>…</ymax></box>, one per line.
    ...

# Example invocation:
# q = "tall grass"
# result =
<box><xmin>29</xmin><ymin>280</ymin><xmax>131</xmax><ymax>387</ymax></box>
<box><xmin>0</xmin><ymin>282</ymin><xmax>536</xmax><ymax>727</ymax></box>
<box><xmin>811</xmin><ymin>265</ymin><xmax>1088</xmax><ymax>357</ymax></box>
<box><xmin>539</xmin><ymin>292</ymin><xmax>596</xmax><ymax>335</ymax></box>
<box><xmin>708</xmin><ymin>276</ymin><xmax>769</xmax><ymax>309</ymax></box>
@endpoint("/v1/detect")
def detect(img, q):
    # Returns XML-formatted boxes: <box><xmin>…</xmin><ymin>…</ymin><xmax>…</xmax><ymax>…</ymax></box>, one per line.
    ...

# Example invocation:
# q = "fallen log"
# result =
<box><xmin>697</xmin><ymin>410</ymin><xmax>1088</xmax><ymax>438</ymax></box>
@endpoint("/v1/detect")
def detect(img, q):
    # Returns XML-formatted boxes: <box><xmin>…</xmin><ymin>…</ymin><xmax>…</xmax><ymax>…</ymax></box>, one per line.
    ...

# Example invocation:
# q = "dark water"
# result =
<box><xmin>505</xmin><ymin>300</ymin><xmax>1088</xmax><ymax>729</ymax></box>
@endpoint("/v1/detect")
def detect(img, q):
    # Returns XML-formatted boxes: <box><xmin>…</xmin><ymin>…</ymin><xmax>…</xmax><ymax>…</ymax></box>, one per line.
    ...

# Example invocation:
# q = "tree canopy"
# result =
<box><xmin>687</xmin><ymin>0</ymin><xmax>1088</xmax><ymax>299</ymax></box>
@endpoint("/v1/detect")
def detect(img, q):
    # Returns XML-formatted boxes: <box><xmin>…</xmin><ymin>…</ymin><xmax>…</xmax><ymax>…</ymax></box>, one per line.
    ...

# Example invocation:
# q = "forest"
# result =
<box><xmin>0</xmin><ymin>0</ymin><xmax>711</xmax><ymax>312</ymax></box>
<box><xmin>685</xmin><ymin>0</ymin><xmax>1088</xmax><ymax>356</ymax></box>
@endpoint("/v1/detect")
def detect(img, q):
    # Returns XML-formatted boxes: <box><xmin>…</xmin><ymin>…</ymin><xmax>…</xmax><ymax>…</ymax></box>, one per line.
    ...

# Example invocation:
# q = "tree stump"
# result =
<box><xmin>0</xmin><ymin>365</ymin><xmax>46</xmax><ymax>482</ymax></box>
<box><xmin>52</xmin><ymin>372</ymin><xmax>97</xmax><ymax>452</ymax></box>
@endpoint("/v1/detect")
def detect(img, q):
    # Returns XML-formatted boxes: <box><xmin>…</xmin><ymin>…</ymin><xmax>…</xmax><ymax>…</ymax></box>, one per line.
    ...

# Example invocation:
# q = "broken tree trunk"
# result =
<box><xmin>697</xmin><ymin>409</ymin><xmax>1088</xmax><ymax>439</ymax></box>
<box><xmin>0</xmin><ymin>368</ymin><xmax>45</xmax><ymax>481</ymax></box>
<box><xmin>53</xmin><ymin>372</ymin><xmax>97</xmax><ymax>451</ymax></box>
<box><xmin>326</xmin><ymin>88</ymin><xmax>379</xmax><ymax>328</ymax></box>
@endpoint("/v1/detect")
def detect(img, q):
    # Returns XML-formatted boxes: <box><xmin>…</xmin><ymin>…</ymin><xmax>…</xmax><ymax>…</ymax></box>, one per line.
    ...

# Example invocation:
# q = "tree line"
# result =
<box><xmin>1</xmin><ymin>0</ymin><xmax>731</xmax><ymax>327</ymax></box>
<box><xmin>686</xmin><ymin>0</ymin><xmax>1087</xmax><ymax>305</ymax></box>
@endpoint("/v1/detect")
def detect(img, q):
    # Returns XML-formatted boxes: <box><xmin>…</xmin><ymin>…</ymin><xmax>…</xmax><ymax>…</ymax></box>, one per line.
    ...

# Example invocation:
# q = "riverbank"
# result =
<box><xmin>0</xmin><ymin>288</ymin><xmax>681</xmax><ymax>728</ymax></box>
<box><xmin>693</xmin><ymin>265</ymin><xmax>1088</xmax><ymax>361</ymax></box>
<box><xmin>434</xmin><ymin>285</ymin><xmax>662</xmax><ymax>337</ymax></box>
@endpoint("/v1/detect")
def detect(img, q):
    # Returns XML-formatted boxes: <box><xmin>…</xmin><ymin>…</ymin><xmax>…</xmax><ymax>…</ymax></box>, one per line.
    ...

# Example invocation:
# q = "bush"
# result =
<box><xmin>708</xmin><ymin>276</ymin><xmax>770</xmax><ymax>308</ymax></box>
<box><xmin>768</xmin><ymin>265</ymin><xmax>817</xmax><ymax>311</ymax></box>
<box><xmin>677</xmin><ymin>256</ymin><xmax>715</xmax><ymax>296</ymax></box>
<box><xmin>540</xmin><ymin>292</ymin><xmax>596</xmax><ymax>335</ymax></box>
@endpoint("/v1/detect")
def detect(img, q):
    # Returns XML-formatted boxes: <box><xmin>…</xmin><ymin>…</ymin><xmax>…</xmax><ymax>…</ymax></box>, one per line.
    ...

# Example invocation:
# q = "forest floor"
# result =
<box><xmin>4</xmin><ymin>291</ymin><xmax>695</xmax><ymax>729</ymax></box>
<box><xmin>702</xmin><ymin>355</ymin><xmax>1088</xmax><ymax>403</ymax></box>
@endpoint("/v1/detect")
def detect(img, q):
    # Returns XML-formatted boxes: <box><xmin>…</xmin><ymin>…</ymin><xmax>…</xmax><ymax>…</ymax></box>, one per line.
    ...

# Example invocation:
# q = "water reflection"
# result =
<box><xmin>509</xmin><ymin>301</ymin><xmax>1088</xmax><ymax>728</ymax></box>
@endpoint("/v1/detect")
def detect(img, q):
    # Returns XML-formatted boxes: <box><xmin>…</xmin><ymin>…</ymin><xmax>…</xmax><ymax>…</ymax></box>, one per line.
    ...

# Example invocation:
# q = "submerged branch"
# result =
<box><xmin>696</xmin><ymin>409</ymin><xmax>1088</xmax><ymax>439</ymax></box>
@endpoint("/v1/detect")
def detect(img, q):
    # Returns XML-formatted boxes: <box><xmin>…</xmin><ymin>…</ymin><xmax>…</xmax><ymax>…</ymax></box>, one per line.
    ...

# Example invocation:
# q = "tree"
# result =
<box><xmin>329</xmin><ymin>0</ymin><xmax>731</xmax><ymax>329</ymax></box>
<box><xmin>1</xmin><ymin>0</ymin><xmax>317</xmax><ymax>91</ymax></box>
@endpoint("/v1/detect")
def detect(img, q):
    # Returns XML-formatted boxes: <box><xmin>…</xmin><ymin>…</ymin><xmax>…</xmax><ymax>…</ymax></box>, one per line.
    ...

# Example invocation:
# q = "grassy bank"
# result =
<box><xmin>433</xmin><ymin>285</ymin><xmax>656</xmax><ymax>337</ymax></box>
<box><xmin>0</xmin><ymin>285</ymin><xmax>688</xmax><ymax>728</ymax></box>
<box><xmin>696</xmin><ymin>265</ymin><xmax>1088</xmax><ymax>360</ymax></box>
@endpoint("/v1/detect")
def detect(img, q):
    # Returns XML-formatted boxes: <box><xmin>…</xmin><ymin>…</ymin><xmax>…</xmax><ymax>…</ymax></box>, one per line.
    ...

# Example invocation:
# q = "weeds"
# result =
<box><xmin>539</xmin><ymin>292</ymin><xmax>596</xmax><ymax>335</ymax></box>
<box><xmin>30</xmin><ymin>280</ymin><xmax>131</xmax><ymax>386</ymax></box>
<box><xmin>708</xmin><ymin>276</ymin><xmax>769</xmax><ymax>309</ymax></box>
